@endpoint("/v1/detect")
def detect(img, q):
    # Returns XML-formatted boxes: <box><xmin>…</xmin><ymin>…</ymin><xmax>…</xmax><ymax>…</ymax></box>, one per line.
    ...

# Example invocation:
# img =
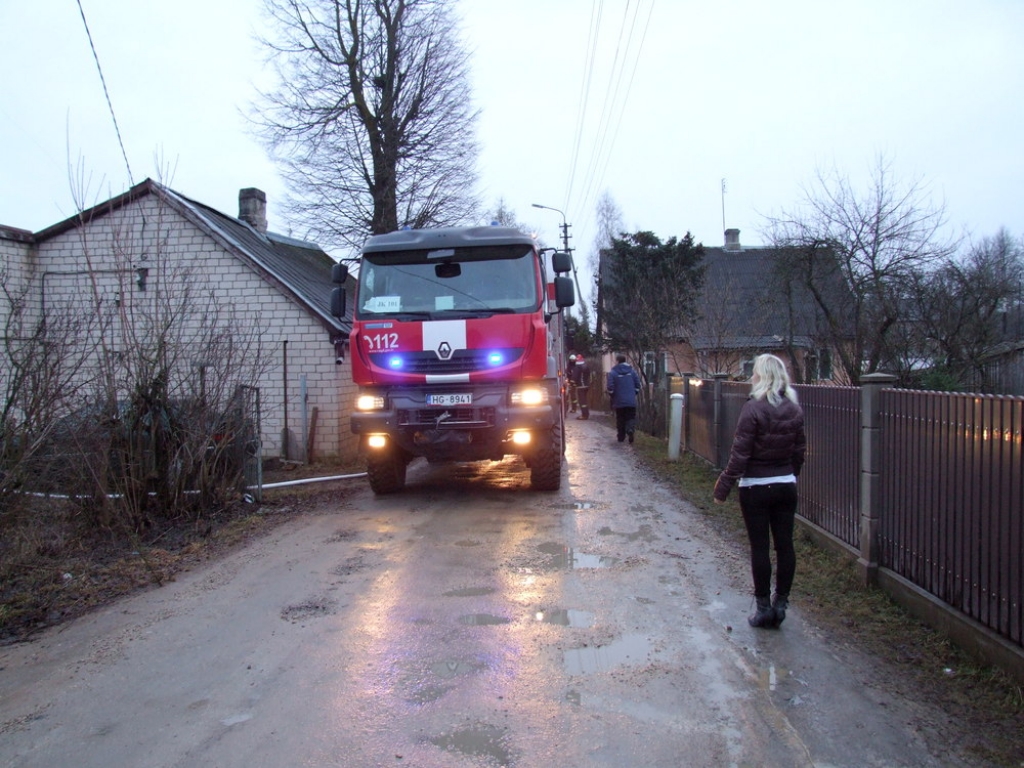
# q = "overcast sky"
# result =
<box><xmin>3</xmin><ymin>0</ymin><xmax>1022</xmax><ymax>296</ymax></box>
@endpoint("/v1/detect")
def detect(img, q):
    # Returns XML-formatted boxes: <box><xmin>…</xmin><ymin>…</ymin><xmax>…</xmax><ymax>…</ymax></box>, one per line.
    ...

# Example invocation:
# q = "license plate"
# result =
<box><xmin>426</xmin><ymin>393</ymin><xmax>472</xmax><ymax>406</ymax></box>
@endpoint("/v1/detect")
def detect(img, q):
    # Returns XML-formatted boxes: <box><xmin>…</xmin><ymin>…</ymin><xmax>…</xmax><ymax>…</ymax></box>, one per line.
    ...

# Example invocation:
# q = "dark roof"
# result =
<box><xmin>688</xmin><ymin>334</ymin><xmax>816</xmax><ymax>352</ymax></box>
<box><xmin>34</xmin><ymin>179</ymin><xmax>350</xmax><ymax>337</ymax></box>
<box><xmin>694</xmin><ymin>244</ymin><xmax>827</xmax><ymax>346</ymax></box>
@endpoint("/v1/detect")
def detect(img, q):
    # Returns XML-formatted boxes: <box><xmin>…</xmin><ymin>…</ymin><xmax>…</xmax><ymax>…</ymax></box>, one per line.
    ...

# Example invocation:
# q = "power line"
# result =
<box><xmin>580</xmin><ymin>0</ymin><xmax>655</xmax><ymax>227</ymax></box>
<box><xmin>563</xmin><ymin>0</ymin><xmax>655</xmax><ymax>249</ymax></box>
<box><xmin>75</xmin><ymin>0</ymin><xmax>134</xmax><ymax>185</ymax></box>
<box><xmin>564</xmin><ymin>0</ymin><xmax>605</xmax><ymax>209</ymax></box>
<box><xmin>574</xmin><ymin>0</ymin><xmax>651</xmax><ymax>225</ymax></box>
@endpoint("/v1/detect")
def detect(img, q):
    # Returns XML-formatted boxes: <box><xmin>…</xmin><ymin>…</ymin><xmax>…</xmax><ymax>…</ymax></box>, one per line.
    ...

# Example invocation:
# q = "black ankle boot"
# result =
<box><xmin>771</xmin><ymin>594</ymin><xmax>789</xmax><ymax>628</ymax></box>
<box><xmin>748</xmin><ymin>596</ymin><xmax>775</xmax><ymax>628</ymax></box>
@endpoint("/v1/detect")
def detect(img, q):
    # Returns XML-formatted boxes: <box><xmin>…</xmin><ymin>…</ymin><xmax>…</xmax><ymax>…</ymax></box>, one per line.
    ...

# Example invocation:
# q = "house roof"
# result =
<box><xmin>33</xmin><ymin>179</ymin><xmax>351</xmax><ymax>338</ymax></box>
<box><xmin>693</xmin><ymin>243</ymin><xmax>828</xmax><ymax>347</ymax></box>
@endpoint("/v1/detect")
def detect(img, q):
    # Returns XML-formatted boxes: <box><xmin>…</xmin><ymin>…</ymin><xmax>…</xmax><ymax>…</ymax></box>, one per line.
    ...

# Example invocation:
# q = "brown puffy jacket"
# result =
<box><xmin>713</xmin><ymin>395</ymin><xmax>806</xmax><ymax>502</ymax></box>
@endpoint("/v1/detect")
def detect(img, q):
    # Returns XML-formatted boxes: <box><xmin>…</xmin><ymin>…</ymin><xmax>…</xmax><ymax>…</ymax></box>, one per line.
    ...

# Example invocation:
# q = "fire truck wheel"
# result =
<box><xmin>529</xmin><ymin>421</ymin><xmax>563</xmax><ymax>491</ymax></box>
<box><xmin>366</xmin><ymin>446</ymin><xmax>407</xmax><ymax>494</ymax></box>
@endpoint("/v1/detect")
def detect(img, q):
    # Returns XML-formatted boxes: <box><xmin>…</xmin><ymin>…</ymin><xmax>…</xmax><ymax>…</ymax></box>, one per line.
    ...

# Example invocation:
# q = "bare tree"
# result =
<box><xmin>592</xmin><ymin>192</ymin><xmax>623</xmax><ymax>338</ymax></box>
<box><xmin>0</xmin><ymin>270</ymin><xmax>96</xmax><ymax>512</ymax></box>
<box><xmin>71</xmin><ymin>202</ymin><xmax>272</xmax><ymax>529</ymax></box>
<box><xmin>254</xmin><ymin>0</ymin><xmax>479</xmax><ymax>252</ymax></box>
<box><xmin>486</xmin><ymin>198</ymin><xmax>531</xmax><ymax>233</ymax></box>
<box><xmin>765</xmin><ymin>156</ymin><xmax>957</xmax><ymax>381</ymax></box>
<box><xmin>905</xmin><ymin>229</ymin><xmax>1024</xmax><ymax>390</ymax></box>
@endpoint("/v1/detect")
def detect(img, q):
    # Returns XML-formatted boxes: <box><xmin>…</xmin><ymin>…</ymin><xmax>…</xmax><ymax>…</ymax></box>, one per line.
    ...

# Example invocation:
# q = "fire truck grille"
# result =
<box><xmin>370</xmin><ymin>348</ymin><xmax>524</xmax><ymax>375</ymax></box>
<box><xmin>398</xmin><ymin>407</ymin><xmax>496</xmax><ymax>428</ymax></box>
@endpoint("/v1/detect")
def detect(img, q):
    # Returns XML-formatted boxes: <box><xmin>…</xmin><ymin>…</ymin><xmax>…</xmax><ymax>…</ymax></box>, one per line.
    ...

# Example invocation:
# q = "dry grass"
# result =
<box><xmin>0</xmin><ymin>459</ymin><xmax>362</xmax><ymax>645</ymax></box>
<box><xmin>626</xmin><ymin>424</ymin><xmax>1024</xmax><ymax>766</ymax></box>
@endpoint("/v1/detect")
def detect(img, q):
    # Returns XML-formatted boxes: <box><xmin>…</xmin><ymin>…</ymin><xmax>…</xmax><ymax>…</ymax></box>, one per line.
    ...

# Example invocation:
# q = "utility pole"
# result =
<box><xmin>532</xmin><ymin>202</ymin><xmax>583</xmax><ymax>316</ymax></box>
<box><xmin>532</xmin><ymin>202</ymin><xmax>572</xmax><ymax>254</ymax></box>
<box><xmin>532</xmin><ymin>202</ymin><xmax>589</xmax><ymax>329</ymax></box>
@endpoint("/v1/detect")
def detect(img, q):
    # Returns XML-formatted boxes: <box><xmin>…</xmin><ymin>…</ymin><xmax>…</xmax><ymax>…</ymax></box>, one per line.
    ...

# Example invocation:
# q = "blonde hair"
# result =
<box><xmin>750</xmin><ymin>354</ymin><xmax>798</xmax><ymax>406</ymax></box>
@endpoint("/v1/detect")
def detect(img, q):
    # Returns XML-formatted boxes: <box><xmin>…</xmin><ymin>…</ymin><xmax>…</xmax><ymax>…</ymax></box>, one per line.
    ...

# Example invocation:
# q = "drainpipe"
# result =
<box><xmin>282</xmin><ymin>340</ymin><xmax>288</xmax><ymax>460</ymax></box>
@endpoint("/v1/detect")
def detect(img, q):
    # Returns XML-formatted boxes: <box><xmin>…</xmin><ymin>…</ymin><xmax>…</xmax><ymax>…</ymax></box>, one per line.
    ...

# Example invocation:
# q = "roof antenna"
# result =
<box><xmin>721</xmin><ymin>178</ymin><xmax>727</xmax><ymax>234</ymax></box>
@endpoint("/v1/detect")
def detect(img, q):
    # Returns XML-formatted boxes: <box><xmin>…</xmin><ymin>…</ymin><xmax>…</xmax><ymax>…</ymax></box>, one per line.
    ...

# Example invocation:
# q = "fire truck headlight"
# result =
<box><xmin>356</xmin><ymin>394</ymin><xmax>386</xmax><ymax>411</ymax></box>
<box><xmin>511</xmin><ymin>388</ymin><xmax>547</xmax><ymax>406</ymax></box>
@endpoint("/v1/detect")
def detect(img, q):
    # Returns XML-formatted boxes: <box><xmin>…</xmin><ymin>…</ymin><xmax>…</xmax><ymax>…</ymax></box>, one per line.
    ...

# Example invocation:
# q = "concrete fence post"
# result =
<box><xmin>712</xmin><ymin>374</ymin><xmax>729</xmax><ymax>469</ymax></box>
<box><xmin>668</xmin><ymin>393</ymin><xmax>684</xmax><ymax>460</ymax></box>
<box><xmin>681</xmin><ymin>373</ymin><xmax>693</xmax><ymax>454</ymax></box>
<box><xmin>858</xmin><ymin>372</ymin><xmax>897</xmax><ymax>586</ymax></box>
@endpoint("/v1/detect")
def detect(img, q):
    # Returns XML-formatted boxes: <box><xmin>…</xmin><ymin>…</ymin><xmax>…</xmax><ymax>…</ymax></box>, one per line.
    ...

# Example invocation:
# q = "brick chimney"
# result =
<box><xmin>724</xmin><ymin>228</ymin><xmax>741</xmax><ymax>252</ymax></box>
<box><xmin>238</xmin><ymin>188</ymin><xmax>268</xmax><ymax>233</ymax></box>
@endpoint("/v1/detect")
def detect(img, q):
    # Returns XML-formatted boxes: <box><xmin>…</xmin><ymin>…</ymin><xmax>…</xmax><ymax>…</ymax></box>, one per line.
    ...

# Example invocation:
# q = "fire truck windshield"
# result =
<box><xmin>357</xmin><ymin>246</ymin><xmax>539</xmax><ymax>318</ymax></box>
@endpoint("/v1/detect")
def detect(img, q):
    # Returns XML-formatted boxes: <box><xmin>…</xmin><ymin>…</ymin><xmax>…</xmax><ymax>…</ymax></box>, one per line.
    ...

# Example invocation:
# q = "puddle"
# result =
<box><xmin>597</xmin><ymin>524</ymin><xmax>658</xmax><ymax>543</ymax></box>
<box><xmin>430</xmin><ymin>723</ymin><xmax>512</xmax><ymax>766</ymax></box>
<box><xmin>443</xmin><ymin>586</ymin><xmax>496</xmax><ymax>597</ymax></box>
<box><xmin>536</xmin><ymin>542</ymin><xmax>618</xmax><ymax>570</ymax></box>
<box><xmin>563</xmin><ymin>633</ymin><xmax>653</xmax><ymax>675</ymax></box>
<box><xmin>757</xmin><ymin>663</ymin><xmax>799</xmax><ymax>693</ymax></box>
<box><xmin>459</xmin><ymin>613</ymin><xmax>511</xmax><ymax>626</ymax></box>
<box><xmin>552</xmin><ymin>500</ymin><xmax>600</xmax><ymax>511</ymax></box>
<box><xmin>326</xmin><ymin>528</ymin><xmax>358</xmax><ymax>542</ymax></box>
<box><xmin>535</xmin><ymin>608</ymin><xmax>595</xmax><ymax>628</ymax></box>
<box><xmin>280</xmin><ymin>598</ymin><xmax>334</xmax><ymax>622</ymax></box>
<box><xmin>406</xmin><ymin>683</ymin><xmax>451</xmax><ymax>705</ymax></box>
<box><xmin>430</xmin><ymin>659</ymin><xmax>486</xmax><ymax>679</ymax></box>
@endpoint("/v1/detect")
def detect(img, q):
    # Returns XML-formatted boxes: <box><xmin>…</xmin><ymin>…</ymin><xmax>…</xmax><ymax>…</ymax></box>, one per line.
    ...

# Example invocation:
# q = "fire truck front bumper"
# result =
<box><xmin>351</xmin><ymin>385</ymin><xmax>560</xmax><ymax>458</ymax></box>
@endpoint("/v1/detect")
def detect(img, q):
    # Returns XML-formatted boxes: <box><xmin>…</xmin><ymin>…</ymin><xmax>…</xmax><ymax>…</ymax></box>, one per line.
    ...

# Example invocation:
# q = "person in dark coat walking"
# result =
<box><xmin>569</xmin><ymin>355</ymin><xmax>592</xmax><ymax>419</ymax></box>
<box><xmin>606</xmin><ymin>354</ymin><xmax>641</xmax><ymax>443</ymax></box>
<box><xmin>713</xmin><ymin>354</ymin><xmax>806</xmax><ymax>629</ymax></box>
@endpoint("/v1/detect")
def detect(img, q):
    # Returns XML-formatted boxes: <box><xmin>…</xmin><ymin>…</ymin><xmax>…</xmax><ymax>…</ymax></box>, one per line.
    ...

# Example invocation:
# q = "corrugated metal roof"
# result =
<box><xmin>30</xmin><ymin>179</ymin><xmax>352</xmax><ymax>338</ymax></box>
<box><xmin>161</xmin><ymin>185</ymin><xmax>352</xmax><ymax>337</ymax></box>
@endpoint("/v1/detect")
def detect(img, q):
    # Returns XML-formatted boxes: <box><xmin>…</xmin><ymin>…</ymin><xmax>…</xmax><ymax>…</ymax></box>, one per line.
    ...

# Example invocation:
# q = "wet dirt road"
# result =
<box><xmin>1</xmin><ymin>418</ymin><xmax>972</xmax><ymax>767</ymax></box>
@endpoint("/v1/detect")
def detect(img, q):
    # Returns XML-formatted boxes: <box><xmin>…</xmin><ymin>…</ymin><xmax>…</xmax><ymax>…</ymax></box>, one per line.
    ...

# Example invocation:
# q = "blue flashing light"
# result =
<box><xmin>488</xmin><ymin>351</ymin><xmax>504</xmax><ymax>366</ymax></box>
<box><xmin>387</xmin><ymin>355</ymin><xmax>404</xmax><ymax>369</ymax></box>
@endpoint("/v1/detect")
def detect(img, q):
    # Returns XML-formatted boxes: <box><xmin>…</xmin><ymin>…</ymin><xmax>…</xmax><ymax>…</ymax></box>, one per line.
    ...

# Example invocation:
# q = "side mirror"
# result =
<box><xmin>554</xmin><ymin>275</ymin><xmax>575</xmax><ymax>308</ymax></box>
<box><xmin>332</xmin><ymin>263</ymin><xmax>348</xmax><ymax>284</ymax></box>
<box><xmin>331</xmin><ymin>286</ymin><xmax>347</xmax><ymax>318</ymax></box>
<box><xmin>551</xmin><ymin>251</ymin><xmax>572</xmax><ymax>274</ymax></box>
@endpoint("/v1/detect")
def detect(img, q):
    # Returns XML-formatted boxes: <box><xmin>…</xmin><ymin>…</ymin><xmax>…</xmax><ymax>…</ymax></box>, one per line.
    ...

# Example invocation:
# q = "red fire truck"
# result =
<box><xmin>332</xmin><ymin>226</ymin><xmax>575</xmax><ymax>494</ymax></box>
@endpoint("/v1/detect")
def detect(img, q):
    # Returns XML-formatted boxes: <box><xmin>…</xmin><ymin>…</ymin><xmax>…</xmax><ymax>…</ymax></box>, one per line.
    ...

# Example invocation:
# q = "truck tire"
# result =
<box><xmin>366</xmin><ymin>446</ymin><xmax>407</xmax><ymax>494</ymax></box>
<box><xmin>530</xmin><ymin>420</ymin><xmax>563</xmax><ymax>491</ymax></box>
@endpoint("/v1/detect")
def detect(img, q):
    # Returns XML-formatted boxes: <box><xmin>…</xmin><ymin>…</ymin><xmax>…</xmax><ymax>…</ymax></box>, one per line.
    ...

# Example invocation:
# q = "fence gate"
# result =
<box><xmin>236</xmin><ymin>385</ymin><xmax>262</xmax><ymax>503</ymax></box>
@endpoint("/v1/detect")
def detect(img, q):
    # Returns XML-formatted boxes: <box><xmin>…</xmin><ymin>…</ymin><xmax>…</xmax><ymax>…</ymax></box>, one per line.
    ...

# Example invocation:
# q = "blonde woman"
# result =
<box><xmin>714</xmin><ymin>354</ymin><xmax>806</xmax><ymax>628</ymax></box>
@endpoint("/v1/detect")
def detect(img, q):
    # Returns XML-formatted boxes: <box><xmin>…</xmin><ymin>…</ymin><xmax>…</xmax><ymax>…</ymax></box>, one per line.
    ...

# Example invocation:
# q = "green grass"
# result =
<box><xmin>627</xmin><ymin>425</ymin><xmax>1024</xmax><ymax>766</ymax></box>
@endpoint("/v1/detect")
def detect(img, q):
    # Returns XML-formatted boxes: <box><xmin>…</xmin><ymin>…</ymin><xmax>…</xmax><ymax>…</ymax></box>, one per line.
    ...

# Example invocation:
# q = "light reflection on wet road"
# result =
<box><xmin>0</xmin><ymin>417</ymin><xmax>974</xmax><ymax>767</ymax></box>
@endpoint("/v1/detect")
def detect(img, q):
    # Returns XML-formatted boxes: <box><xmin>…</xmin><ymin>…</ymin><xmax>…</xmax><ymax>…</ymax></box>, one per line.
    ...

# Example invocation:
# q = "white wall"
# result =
<box><xmin>29</xmin><ymin>194</ymin><xmax>359</xmax><ymax>462</ymax></box>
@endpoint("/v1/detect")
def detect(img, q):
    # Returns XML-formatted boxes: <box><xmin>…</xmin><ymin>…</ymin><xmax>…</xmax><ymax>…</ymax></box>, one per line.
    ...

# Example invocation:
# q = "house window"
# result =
<box><xmin>742</xmin><ymin>359</ymin><xmax>754</xmax><ymax>379</ymax></box>
<box><xmin>818</xmin><ymin>348</ymin><xmax>832</xmax><ymax>380</ymax></box>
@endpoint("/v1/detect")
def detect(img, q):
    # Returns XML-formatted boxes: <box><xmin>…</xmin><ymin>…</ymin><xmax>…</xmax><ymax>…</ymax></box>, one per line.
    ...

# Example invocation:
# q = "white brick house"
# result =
<box><xmin>0</xmin><ymin>179</ymin><xmax>358</xmax><ymax>463</ymax></box>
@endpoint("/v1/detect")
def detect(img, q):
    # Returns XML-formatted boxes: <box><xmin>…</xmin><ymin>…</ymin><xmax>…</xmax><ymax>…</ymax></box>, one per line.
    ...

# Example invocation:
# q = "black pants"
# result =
<box><xmin>739</xmin><ymin>483</ymin><xmax>797</xmax><ymax>599</ymax></box>
<box><xmin>575</xmin><ymin>386</ymin><xmax>589</xmax><ymax>417</ymax></box>
<box><xmin>614</xmin><ymin>406</ymin><xmax>636</xmax><ymax>441</ymax></box>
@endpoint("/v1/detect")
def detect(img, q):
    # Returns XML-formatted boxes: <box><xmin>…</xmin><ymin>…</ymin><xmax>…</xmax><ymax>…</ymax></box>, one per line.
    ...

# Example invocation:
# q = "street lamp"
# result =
<box><xmin>531</xmin><ymin>202</ymin><xmax>571</xmax><ymax>254</ymax></box>
<box><xmin>532</xmin><ymin>202</ymin><xmax>584</xmax><ymax>320</ymax></box>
